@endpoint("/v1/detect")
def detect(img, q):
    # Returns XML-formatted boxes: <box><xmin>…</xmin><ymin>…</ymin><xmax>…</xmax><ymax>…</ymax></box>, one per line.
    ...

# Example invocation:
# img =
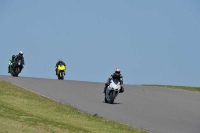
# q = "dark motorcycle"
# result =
<box><xmin>10</xmin><ymin>60</ymin><xmax>23</xmax><ymax>77</ymax></box>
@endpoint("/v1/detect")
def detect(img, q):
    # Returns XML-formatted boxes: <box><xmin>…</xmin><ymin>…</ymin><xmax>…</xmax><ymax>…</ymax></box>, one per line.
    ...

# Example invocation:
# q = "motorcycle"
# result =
<box><xmin>56</xmin><ymin>64</ymin><xmax>66</xmax><ymax>80</ymax></box>
<box><xmin>104</xmin><ymin>79</ymin><xmax>121</xmax><ymax>104</ymax></box>
<box><xmin>10</xmin><ymin>60</ymin><xmax>23</xmax><ymax>77</ymax></box>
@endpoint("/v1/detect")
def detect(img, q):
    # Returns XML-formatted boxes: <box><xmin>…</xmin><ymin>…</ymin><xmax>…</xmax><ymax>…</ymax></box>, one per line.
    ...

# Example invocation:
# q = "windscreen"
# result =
<box><xmin>113</xmin><ymin>79</ymin><xmax>119</xmax><ymax>84</ymax></box>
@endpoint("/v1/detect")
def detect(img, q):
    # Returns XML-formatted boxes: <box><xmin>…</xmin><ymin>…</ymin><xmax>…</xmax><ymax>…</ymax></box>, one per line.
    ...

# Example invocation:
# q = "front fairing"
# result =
<box><xmin>58</xmin><ymin>65</ymin><xmax>66</xmax><ymax>71</ymax></box>
<box><xmin>108</xmin><ymin>80</ymin><xmax>121</xmax><ymax>91</ymax></box>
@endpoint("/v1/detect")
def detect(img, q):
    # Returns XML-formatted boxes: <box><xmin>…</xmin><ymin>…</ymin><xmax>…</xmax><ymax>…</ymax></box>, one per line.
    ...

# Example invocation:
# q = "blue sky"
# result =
<box><xmin>0</xmin><ymin>0</ymin><xmax>200</xmax><ymax>86</ymax></box>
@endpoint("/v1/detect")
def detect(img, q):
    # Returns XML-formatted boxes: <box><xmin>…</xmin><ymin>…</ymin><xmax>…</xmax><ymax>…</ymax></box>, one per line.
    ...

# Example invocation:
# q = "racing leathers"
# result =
<box><xmin>13</xmin><ymin>55</ymin><xmax>25</xmax><ymax>71</ymax></box>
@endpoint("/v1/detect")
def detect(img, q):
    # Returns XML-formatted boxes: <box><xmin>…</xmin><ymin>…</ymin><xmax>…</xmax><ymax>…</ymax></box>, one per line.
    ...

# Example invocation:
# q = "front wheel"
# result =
<box><xmin>13</xmin><ymin>67</ymin><xmax>20</xmax><ymax>77</ymax></box>
<box><xmin>58</xmin><ymin>72</ymin><xmax>64</xmax><ymax>80</ymax></box>
<box><xmin>109</xmin><ymin>91</ymin><xmax>115</xmax><ymax>104</ymax></box>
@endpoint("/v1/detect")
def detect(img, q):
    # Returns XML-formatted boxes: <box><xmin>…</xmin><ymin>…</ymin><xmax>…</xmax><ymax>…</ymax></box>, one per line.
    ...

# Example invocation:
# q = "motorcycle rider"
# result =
<box><xmin>55</xmin><ymin>58</ymin><xmax>66</xmax><ymax>75</ymax></box>
<box><xmin>103</xmin><ymin>68</ymin><xmax>124</xmax><ymax>94</ymax></box>
<box><xmin>8</xmin><ymin>55</ymin><xmax>16</xmax><ymax>73</ymax></box>
<box><xmin>13</xmin><ymin>51</ymin><xmax>25</xmax><ymax>71</ymax></box>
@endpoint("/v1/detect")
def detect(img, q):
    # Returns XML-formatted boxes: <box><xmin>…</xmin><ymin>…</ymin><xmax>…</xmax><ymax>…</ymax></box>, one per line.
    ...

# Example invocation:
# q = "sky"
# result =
<box><xmin>0</xmin><ymin>0</ymin><xmax>200</xmax><ymax>86</ymax></box>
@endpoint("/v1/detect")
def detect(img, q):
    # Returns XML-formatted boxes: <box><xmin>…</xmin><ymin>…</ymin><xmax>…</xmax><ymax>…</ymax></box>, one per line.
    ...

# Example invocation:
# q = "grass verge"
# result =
<box><xmin>0</xmin><ymin>80</ymin><xmax>149</xmax><ymax>133</ymax></box>
<box><xmin>142</xmin><ymin>84</ymin><xmax>200</xmax><ymax>92</ymax></box>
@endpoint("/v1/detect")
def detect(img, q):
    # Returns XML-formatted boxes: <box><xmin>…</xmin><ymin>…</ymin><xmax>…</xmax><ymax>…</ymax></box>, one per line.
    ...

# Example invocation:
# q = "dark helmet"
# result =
<box><xmin>12</xmin><ymin>55</ymin><xmax>16</xmax><ymax>59</ymax></box>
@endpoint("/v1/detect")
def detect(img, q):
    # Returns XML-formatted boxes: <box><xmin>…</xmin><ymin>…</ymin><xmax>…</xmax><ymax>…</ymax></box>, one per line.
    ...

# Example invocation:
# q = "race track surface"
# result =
<box><xmin>1</xmin><ymin>75</ymin><xmax>200</xmax><ymax>133</ymax></box>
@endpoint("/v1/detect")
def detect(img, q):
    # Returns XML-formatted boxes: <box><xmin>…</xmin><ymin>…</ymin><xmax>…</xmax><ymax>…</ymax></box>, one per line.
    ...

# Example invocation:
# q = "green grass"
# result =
<box><xmin>0</xmin><ymin>80</ymin><xmax>149</xmax><ymax>133</ymax></box>
<box><xmin>143</xmin><ymin>84</ymin><xmax>200</xmax><ymax>92</ymax></box>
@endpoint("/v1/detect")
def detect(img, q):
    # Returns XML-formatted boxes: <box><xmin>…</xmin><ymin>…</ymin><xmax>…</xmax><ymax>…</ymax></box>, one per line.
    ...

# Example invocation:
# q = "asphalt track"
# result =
<box><xmin>1</xmin><ymin>75</ymin><xmax>200</xmax><ymax>133</ymax></box>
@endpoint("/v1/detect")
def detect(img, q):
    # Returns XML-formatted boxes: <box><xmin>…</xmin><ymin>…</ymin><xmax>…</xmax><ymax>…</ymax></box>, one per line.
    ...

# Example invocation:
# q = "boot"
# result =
<box><xmin>103</xmin><ymin>83</ymin><xmax>109</xmax><ymax>93</ymax></box>
<box><xmin>119</xmin><ymin>86</ymin><xmax>124</xmax><ymax>93</ymax></box>
<box><xmin>103</xmin><ymin>87</ymin><xmax>106</xmax><ymax>93</ymax></box>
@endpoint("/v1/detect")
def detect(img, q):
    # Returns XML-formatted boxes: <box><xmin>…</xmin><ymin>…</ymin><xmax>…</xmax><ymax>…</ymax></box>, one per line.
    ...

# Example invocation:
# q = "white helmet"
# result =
<box><xmin>19</xmin><ymin>51</ymin><xmax>23</xmax><ymax>55</ymax></box>
<box><xmin>115</xmin><ymin>68</ymin><xmax>120</xmax><ymax>74</ymax></box>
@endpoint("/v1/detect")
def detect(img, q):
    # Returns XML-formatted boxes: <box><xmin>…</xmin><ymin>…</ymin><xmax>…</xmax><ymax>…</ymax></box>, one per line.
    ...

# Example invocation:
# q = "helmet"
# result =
<box><xmin>19</xmin><ymin>51</ymin><xmax>23</xmax><ymax>56</ymax></box>
<box><xmin>12</xmin><ymin>55</ymin><xmax>16</xmax><ymax>59</ymax></box>
<box><xmin>115</xmin><ymin>68</ymin><xmax>120</xmax><ymax>74</ymax></box>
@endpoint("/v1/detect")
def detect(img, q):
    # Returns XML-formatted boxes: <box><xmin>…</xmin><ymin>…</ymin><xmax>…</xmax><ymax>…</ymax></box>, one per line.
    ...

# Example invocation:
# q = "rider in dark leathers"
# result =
<box><xmin>103</xmin><ymin>68</ymin><xmax>124</xmax><ymax>94</ymax></box>
<box><xmin>14</xmin><ymin>51</ymin><xmax>25</xmax><ymax>71</ymax></box>
<box><xmin>9</xmin><ymin>51</ymin><xmax>25</xmax><ymax>73</ymax></box>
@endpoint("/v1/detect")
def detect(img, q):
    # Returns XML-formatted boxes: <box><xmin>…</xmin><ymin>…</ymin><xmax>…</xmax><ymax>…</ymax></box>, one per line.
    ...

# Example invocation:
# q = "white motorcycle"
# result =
<box><xmin>104</xmin><ymin>79</ymin><xmax>121</xmax><ymax>104</ymax></box>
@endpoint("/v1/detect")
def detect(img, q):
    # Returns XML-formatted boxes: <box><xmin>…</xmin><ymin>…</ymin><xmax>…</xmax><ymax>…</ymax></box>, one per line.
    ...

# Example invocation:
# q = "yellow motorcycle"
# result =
<box><xmin>56</xmin><ymin>64</ymin><xmax>66</xmax><ymax>80</ymax></box>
